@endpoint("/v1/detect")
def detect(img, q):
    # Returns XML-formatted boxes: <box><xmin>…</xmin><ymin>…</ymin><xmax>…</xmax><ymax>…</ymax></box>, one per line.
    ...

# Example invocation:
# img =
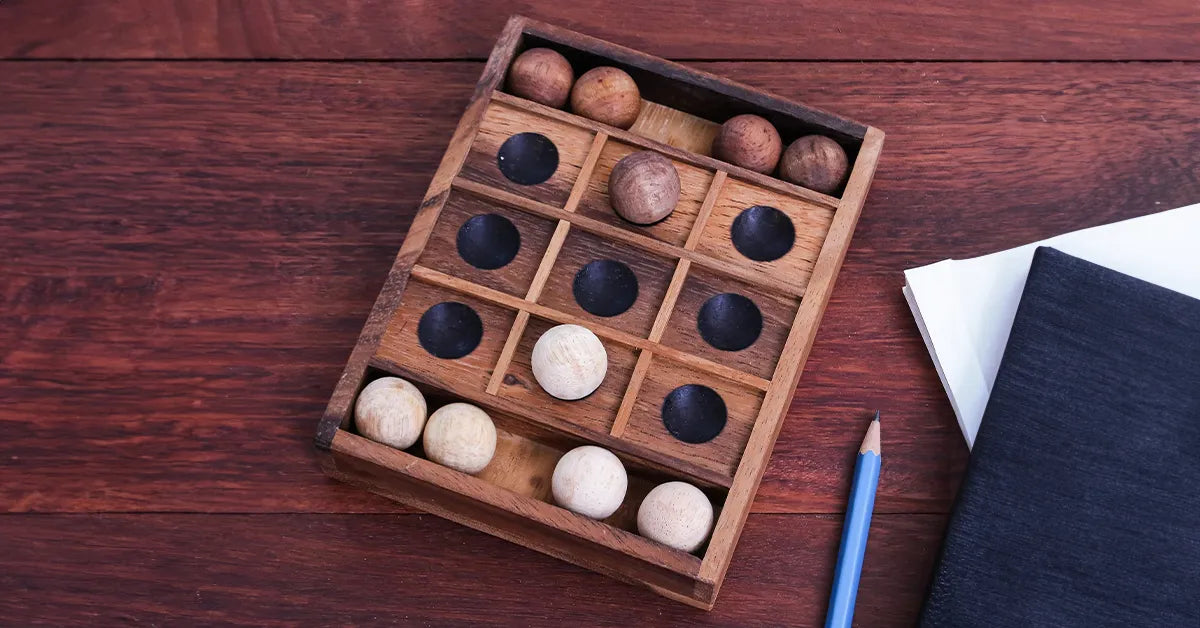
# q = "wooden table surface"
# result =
<box><xmin>1</xmin><ymin>2</ymin><xmax>1197</xmax><ymax>625</ymax></box>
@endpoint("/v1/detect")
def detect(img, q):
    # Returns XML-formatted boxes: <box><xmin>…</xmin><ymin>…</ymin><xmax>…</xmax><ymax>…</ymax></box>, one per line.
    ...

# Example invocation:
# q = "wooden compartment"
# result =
<box><xmin>496</xmin><ymin>315</ymin><xmax>639</xmax><ymax>434</ymax></box>
<box><xmin>460</xmin><ymin>100</ymin><xmax>596</xmax><ymax>206</ymax></box>
<box><xmin>621</xmin><ymin>356</ymin><xmax>765</xmax><ymax>479</ymax></box>
<box><xmin>575</xmin><ymin>139</ymin><xmax>715</xmax><ymax>247</ymax></box>
<box><xmin>659</xmin><ymin>265</ymin><xmax>802</xmax><ymax>380</ymax></box>
<box><xmin>536</xmin><ymin>228</ymin><xmax>677</xmax><ymax>337</ymax></box>
<box><xmin>315</xmin><ymin>15</ymin><xmax>884</xmax><ymax>610</ymax></box>
<box><xmin>695</xmin><ymin>178</ymin><xmax>836</xmax><ymax>290</ymax></box>
<box><xmin>373</xmin><ymin>279</ymin><xmax>517</xmax><ymax>393</ymax></box>
<box><xmin>417</xmin><ymin>188</ymin><xmax>558</xmax><ymax>298</ymax></box>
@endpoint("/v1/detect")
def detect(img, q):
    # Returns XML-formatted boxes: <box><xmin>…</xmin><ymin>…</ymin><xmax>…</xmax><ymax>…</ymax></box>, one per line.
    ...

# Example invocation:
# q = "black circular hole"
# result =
<box><xmin>662</xmin><ymin>384</ymin><xmax>727</xmax><ymax>444</ymax></box>
<box><xmin>497</xmin><ymin>132</ymin><xmax>559</xmax><ymax>185</ymax></box>
<box><xmin>572</xmin><ymin>259</ymin><xmax>639</xmax><ymax>317</ymax></box>
<box><xmin>417</xmin><ymin>302</ymin><xmax>483</xmax><ymax>359</ymax></box>
<box><xmin>730</xmin><ymin>205</ymin><xmax>795</xmax><ymax>262</ymax></box>
<box><xmin>456</xmin><ymin>213</ymin><xmax>520</xmax><ymax>270</ymax></box>
<box><xmin>697</xmin><ymin>293</ymin><xmax>763</xmax><ymax>351</ymax></box>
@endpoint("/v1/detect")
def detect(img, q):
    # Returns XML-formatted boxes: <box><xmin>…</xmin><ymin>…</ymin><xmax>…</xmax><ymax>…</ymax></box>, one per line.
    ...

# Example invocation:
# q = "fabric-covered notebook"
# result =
<box><xmin>920</xmin><ymin>247</ymin><xmax>1200</xmax><ymax>627</ymax></box>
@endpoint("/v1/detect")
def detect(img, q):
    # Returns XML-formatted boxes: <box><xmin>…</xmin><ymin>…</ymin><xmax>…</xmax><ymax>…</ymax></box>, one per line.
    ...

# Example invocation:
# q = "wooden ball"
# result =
<box><xmin>354</xmin><ymin>377</ymin><xmax>427</xmax><ymax>450</ymax></box>
<box><xmin>507</xmin><ymin>48</ymin><xmax>574</xmax><ymax>108</ymax></box>
<box><xmin>608</xmin><ymin>151</ymin><xmax>680</xmax><ymax>224</ymax></box>
<box><xmin>636</xmin><ymin>481</ymin><xmax>714</xmax><ymax>552</ymax></box>
<box><xmin>552</xmin><ymin>445</ymin><xmax>628</xmax><ymax>519</ymax></box>
<box><xmin>712</xmin><ymin>114</ymin><xmax>782</xmax><ymax>174</ymax></box>
<box><xmin>423</xmin><ymin>402</ymin><xmax>497</xmax><ymax>474</ymax></box>
<box><xmin>779</xmin><ymin>135</ymin><xmax>849</xmax><ymax>194</ymax></box>
<box><xmin>570</xmin><ymin>67</ymin><xmax>641</xmax><ymax>129</ymax></box>
<box><xmin>531</xmin><ymin>324</ymin><xmax>608</xmax><ymax>401</ymax></box>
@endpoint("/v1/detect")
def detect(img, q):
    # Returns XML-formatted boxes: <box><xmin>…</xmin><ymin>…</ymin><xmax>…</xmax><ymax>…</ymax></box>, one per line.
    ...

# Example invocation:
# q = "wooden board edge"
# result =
<box><xmin>368</xmin><ymin>353</ymin><xmax>736</xmax><ymax>490</ymax></box>
<box><xmin>516</xmin><ymin>16</ymin><xmax>869</xmax><ymax>141</ymax></box>
<box><xmin>492</xmin><ymin>91</ymin><xmax>841</xmax><ymax>211</ymax></box>
<box><xmin>327</xmin><ymin>429</ymin><xmax>712</xmax><ymax>604</ymax></box>
<box><xmin>696</xmin><ymin>126</ymin><xmax>885</xmax><ymax>588</ymax></box>
<box><xmin>314</xmin><ymin>16</ymin><xmax>526</xmax><ymax>449</ymax></box>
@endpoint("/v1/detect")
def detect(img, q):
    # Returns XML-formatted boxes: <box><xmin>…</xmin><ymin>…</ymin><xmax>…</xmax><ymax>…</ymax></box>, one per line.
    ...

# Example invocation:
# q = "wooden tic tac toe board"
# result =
<box><xmin>315</xmin><ymin>16</ymin><xmax>883</xmax><ymax>609</ymax></box>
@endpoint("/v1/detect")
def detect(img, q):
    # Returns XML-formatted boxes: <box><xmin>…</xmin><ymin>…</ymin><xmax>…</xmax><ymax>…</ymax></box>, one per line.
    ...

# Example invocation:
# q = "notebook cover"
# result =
<box><xmin>920</xmin><ymin>247</ymin><xmax>1200</xmax><ymax>627</ymax></box>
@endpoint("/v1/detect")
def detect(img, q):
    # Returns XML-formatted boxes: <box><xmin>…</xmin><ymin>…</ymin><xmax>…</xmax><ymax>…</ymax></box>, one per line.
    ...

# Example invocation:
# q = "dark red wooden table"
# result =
<box><xmin>2</xmin><ymin>2</ymin><xmax>1197</xmax><ymax>625</ymax></box>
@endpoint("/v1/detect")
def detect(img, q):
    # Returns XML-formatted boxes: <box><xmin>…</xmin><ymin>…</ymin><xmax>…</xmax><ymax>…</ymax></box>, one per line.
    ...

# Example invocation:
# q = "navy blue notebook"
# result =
<box><xmin>921</xmin><ymin>247</ymin><xmax>1200</xmax><ymax>627</ymax></box>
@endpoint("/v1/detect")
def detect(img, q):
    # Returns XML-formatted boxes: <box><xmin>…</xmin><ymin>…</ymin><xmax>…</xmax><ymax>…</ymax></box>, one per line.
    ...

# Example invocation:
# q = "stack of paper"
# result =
<box><xmin>903</xmin><ymin>202</ymin><xmax>1200</xmax><ymax>448</ymax></box>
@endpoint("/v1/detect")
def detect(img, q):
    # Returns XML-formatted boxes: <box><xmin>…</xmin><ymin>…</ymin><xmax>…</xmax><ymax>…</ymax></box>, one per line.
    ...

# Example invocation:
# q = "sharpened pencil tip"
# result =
<box><xmin>861</xmin><ymin>413</ymin><xmax>881</xmax><ymax>455</ymax></box>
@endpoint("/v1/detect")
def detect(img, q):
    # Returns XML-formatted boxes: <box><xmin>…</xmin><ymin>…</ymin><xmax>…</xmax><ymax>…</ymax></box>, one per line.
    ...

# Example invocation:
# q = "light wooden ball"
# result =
<box><xmin>570</xmin><ymin>66</ymin><xmax>641</xmax><ymax>129</ymax></box>
<box><xmin>712</xmin><ymin>114</ymin><xmax>782</xmax><ymax>174</ymax></box>
<box><xmin>507</xmin><ymin>48</ymin><xmax>574</xmax><ymax>108</ymax></box>
<box><xmin>422</xmin><ymin>402</ymin><xmax>497</xmax><ymax>474</ymax></box>
<box><xmin>531</xmin><ymin>324</ymin><xmax>608</xmax><ymax>401</ymax></box>
<box><xmin>354</xmin><ymin>377</ymin><xmax>427</xmax><ymax>450</ymax></box>
<box><xmin>779</xmin><ymin>135</ymin><xmax>849</xmax><ymax>194</ymax></box>
<box><xmin>608</xmin><ymin>151</ymin><xmax>680</xmax><ymax>225</ymax></box>
<box><xmin>552</xmin><ymin>445</ymin><xmax>628</xmax><ymax>519</ymax></box>
<box><xmin>636</xmin><ymin>481</ymin><xmax>714</xmax><ymax>552</ymax></box>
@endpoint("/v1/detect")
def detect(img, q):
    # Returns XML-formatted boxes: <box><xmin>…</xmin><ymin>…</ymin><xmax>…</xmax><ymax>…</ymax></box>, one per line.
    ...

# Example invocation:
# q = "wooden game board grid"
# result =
<box><xmin>392</xmin><ymin>100</ymin><xmax>844</xmax><ymax>490</ymax></box>
<box><xmin>318</xmin><ymin>15</ymin><xmax>885</xmax><ymax>609</ymax></box>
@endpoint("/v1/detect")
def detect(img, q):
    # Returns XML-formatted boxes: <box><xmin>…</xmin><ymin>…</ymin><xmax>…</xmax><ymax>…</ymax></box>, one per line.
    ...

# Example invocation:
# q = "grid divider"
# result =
<box><xmin>485</xmin><ymin>131</ymin><xmax>610</xmax><ymax>395</ymax></box>
<box><xmin>452</xmin><ymin>176</ymin><xmax>809</xmax><ymax>298</ymax></box>
<box><xmin>684</xmin><ymin>170</ymin><xmax>727</xmax><ymax>252</ymax></box>
<box><xmin>609</xmin><ymin>167</ymin><xmax>730</xmax><ymax>437</ymax></box>
<box><xmin>410</xmin><ymin>265</ymin><xmax>770</xmax><ymax>391</ymax></box>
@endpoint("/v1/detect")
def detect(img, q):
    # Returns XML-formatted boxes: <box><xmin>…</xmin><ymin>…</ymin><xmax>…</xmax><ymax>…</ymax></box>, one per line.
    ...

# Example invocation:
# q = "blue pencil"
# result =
<box><xmin>825</xmin><ymin>411</ymin><xmax>881</xmax><ymax>628</ymax></box>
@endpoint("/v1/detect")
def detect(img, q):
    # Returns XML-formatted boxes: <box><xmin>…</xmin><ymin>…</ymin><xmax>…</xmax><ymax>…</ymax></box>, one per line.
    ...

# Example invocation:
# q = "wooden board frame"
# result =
<box><xmin>314</xmin><ymin>15</ymin><xmax>883</xmax><ymax>610</ymax></box>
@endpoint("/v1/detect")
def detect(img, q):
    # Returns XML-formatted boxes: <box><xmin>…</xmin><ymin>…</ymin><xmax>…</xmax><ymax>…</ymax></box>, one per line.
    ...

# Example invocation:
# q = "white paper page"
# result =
<box><xmin>904</xmin><ymin>202</ymin><xmax>1200</xmax><ymax>448</ymax></box>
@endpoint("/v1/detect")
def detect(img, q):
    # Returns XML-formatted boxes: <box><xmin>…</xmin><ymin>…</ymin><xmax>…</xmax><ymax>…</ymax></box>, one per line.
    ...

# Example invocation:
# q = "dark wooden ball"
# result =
<box><xmin>608</xmin><ymin>151</ymin><xmax>680</xmax><ymax>225</ymax></box>
<box><xmin>570</xmin><ymin>67</ymin><xmax>641</xmax><ymax>129</ymax></box>
<box><xmin>507</xmin><ymin>48</ymin><xmax>574</xmax><ymax>108</ymax></box>
<box><xmin>779</xmin><ymin>135</ymin><xmax>849</xmax><ymax>194</ymax></box>
<box><xmin>711</xmin><ymin>114</ymin><xmax>782</xmax><ymax>174</ymax></box>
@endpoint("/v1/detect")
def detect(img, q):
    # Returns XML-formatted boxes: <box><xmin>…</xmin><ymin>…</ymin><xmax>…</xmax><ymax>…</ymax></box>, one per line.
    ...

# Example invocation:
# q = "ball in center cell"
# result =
<box><xmin>531</xmin><ymin>324</ymin><xmax>608</xmax><ymax>400</ymax></box>
<box><xmin>608</xmin><ymin>151</ymin><xmax>680</xmax><ymax>225</ymax></box>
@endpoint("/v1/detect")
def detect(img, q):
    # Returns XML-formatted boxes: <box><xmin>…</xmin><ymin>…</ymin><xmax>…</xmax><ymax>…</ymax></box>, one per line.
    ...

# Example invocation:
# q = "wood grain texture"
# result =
<box><xmin>327</xmin><ymin>429</ymin><xmax>707</xmax><ymax>596</ymax></box>
<box><xmin>2</xmin><ymin>1</ymin><xmax>1197</xmax><ymax>61</ymax></box>
<box><xmin>460</xmin><ymin>100</ymin><xmax>596</xmax><ymax>207</ymax></box>
<box><xmin>660</xmin><ymin>265</ymin><xmax>801</xmax><ymax>380</ymax></box>
<box><xmin>0</xmin><ymin>512</ymin><xmax>945</xmax><ymax>625</ymax></box>
<box><xmin>3</xmin><ymin>50</ymin><xmax>1198</xmax><ymax>620</ymax></box>
<box><xmin>373</xmin><ymin>278</ymin><xmax>518</xmax><ymax>392</ymax></box>
<box><xmin>696</xmin><ymin>177</ymin><xmax>836</xmax><ymax>291</ymax></box>
<box><xmin>417</xmin><ymin>190</ymin><xmax>559</xmax><ymax>298</ymax></box>
<box><xmin>458</xmin><ymin>174</ymin><xmax>810</xmax><ymax>299</ymax></box>
<box><xmin>575</xmin><ymin>139</ymin><xmax>715</xmax><ymax>247</ymax></box>
<box><xmin>493</xmin><ymin>92</ymin><xmax>844</xmax><ymax>210</ymax></box>
<box><xmin>630</xmin><ymin>101</ymin><xmax>721</xmax><ymax>156</ymax></box>
<box><xmin>497</xmin><ymin>315</ymin><xmax>638</xmax><ymax>435</ymax></box>
<box><xmin>536</xmin><ymin>227</ymin><xmax>678</xmax><ymax>336</ymax></box>
<box><xmin>623</xmin><ymin>357</ymin><xmax>764</xmax><ymax>479</ymax></box>
<box><xmin>702</xmin><ymin>125</ymin><xmax>883</xmax><ymax>587</ymax></box>
<box><xmin>3</xmin><ymin>60</ymin><xmax>1198</xmax><ymax>515</ymax></box>
<box><xmin>316</xmin><ymin>20</ymin><xmax>526</xmax><ymax>447</ymax></box>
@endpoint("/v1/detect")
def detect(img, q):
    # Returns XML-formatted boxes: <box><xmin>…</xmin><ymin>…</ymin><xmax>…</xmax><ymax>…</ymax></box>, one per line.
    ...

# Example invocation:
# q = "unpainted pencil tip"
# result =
<box><xmin>860</xmin><ymin>414</ymin><xmax>881</xmax><ymax>456</ymax></box>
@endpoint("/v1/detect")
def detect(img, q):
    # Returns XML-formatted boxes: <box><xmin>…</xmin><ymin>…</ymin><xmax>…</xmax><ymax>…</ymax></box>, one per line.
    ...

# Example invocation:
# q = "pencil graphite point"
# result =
<box><xmin>873</xmin><ymin>410</ymin><xmax>880</xmax><ymax>423</ymax></box>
